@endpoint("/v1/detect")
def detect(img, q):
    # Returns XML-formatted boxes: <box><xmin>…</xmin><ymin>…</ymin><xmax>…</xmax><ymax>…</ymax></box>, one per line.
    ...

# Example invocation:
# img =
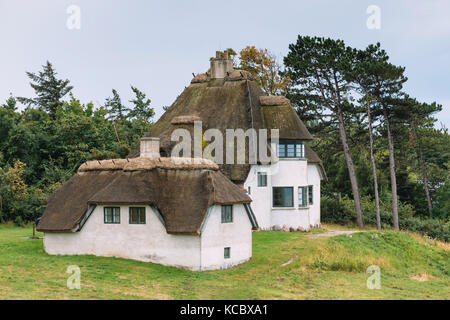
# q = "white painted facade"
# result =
<box><xmin>244</xmin><ymin>158</ymin><xmax>322</xmax><ymax>231</ymax></box>
<box><xmin>43</xmin><ymin>204</ymin><xmax>252</xmax><ymax>271</ymax></box>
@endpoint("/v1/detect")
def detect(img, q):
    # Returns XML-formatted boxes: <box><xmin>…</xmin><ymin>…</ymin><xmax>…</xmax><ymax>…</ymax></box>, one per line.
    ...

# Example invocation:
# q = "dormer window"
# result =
<box><xmin>277</xmin><ymin>140</ymin><xmax>304</xmax><ymax>158</ymax></box>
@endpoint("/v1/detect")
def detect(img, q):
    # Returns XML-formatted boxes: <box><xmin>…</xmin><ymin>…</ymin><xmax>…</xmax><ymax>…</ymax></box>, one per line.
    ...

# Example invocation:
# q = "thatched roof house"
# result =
<box><xmin>129</xmin><ymin>66</ymin><xmax>325</xmax><ymax>182</ymax></box>
<box><xmin>38</xmin><ymin>142</ymin><xmax>258</xmax><ymax>271</ymax></box>
<box><xmin>129</xmin><ymin>51</ymin><xmax>326</xmax><ymax>231</ymax></box>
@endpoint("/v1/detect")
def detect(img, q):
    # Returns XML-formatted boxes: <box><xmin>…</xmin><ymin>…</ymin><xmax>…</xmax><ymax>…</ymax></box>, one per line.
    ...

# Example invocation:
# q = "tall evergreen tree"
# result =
<box><xmin>284</xmin><ymin>36</ymin><xmax>365</xmax><ymax>228</ymax></box>
<box><xmin>104</xmin><ymin>89</ymin><xmax>129</xmax><ymax>122</ymax></box>
<box><xmin>128</xmin><ymin>86</ymin><xmax>154</xmax><ymax>123</ymax></box>
<box><xmin>17</xmin><ymin>61</ymin><xmax>73</xmax><ymax>118</ymax></box>
<box><xmin>357</xmin><ymin>43</ymin><xmax>407</xmax><ymax>230</ymax></box>
<box><xmin>405</xmin><ymin>97</ymin><xmax>442</xmax><ymax>216</ymax></box>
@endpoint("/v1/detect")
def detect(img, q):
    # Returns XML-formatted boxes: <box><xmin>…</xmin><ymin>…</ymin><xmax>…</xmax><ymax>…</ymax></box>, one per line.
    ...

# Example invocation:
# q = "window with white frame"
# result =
<box><xmin>221</xmin><ymin>205</ymin><xmax>233</xmax><ymax>223</ymax></box>
<box><xmin>257</xmin><ymin>172</ymin><xmax>267</xmax><ymax>187</ymax></box>
<box><xmin>104</xmin><ymin>207</ymin><xmax>120</xmax><ymax>224</ymax></box>
<box><xmin>224</xmin><ymin>247</ymin><xmax>231</xmax><ymax>259</ymax></box>
<box><xmin>277</xmin><ymin>140</ymin><xmax>304</xmax><ymax>158</ymax></box>
<box><xmin>273</xmin><ymin>187</ymin><xmax>294</xmax><ymax>207</ymax></box>
<box><xmin>298</xmin><ymin>187</ymin><xmax>307</xmax><ymax>207</ymax></box>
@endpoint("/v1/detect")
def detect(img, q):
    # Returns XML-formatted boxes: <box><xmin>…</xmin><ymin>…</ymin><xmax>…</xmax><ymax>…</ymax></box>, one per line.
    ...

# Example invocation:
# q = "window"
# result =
<box><xmin>224</xmin><ymin>247</ymin><xmax>231</xmax><ymax>259</ymax></box>
<box><xmin>257</xmin><ymin>172</ymin><xmax>267</xmax><ymax>187</ymax></box>
<box><xmin>308</xmin><ymin>185</ymin><xmax>313</xmax><ymax>205</ymax></box>
<box><xmin>129</xmin><ymin>207</ymin><xmax>146</xmax><ymax>224</ymax></box>
<box><xmin>104</xmin><ymin>207</ymin><xmax>120</xmax><ymax>224</ymax></box>
<box><xmin>277</xmin><ymin>140</ymin><xmax>304</xmax><ymax>158</ymax></box>
<box><xmin>273</xmin><ymin>187</ymin><xmax>294</xmax><ymax>207</ymax></box>
<box><xmin>298</xmin><ymin>187</ymin><xmax>307</xmax><ymax>207</ymax></box>
<box><xmin>221</xmin><ymin>205</ymin><xmax>233</xmax><ymax>223</ymax></box>
<box><xmin>247</xmin><ymin>186</ymin><xmax>251</xmax><ymax>195</ymax></box>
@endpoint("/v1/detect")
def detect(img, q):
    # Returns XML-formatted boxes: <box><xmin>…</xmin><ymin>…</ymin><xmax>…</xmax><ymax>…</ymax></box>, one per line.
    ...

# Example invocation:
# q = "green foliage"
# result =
<box><xmin>1</xmin><ymin>225</ymin><xmax>448</xmax><ymax>299</ymax></box>
<box><xmin>399</xmin><ymin>217</ymin><xmax>450</xmax><ymax>242</ymax></box>
<box><xmin>322</xmin><ymin>194</ymin><xmax>449</xmax><ymax>241</ymax></box>
<box><xmin>17</xmin><ymin>61</ymin><xmax>73</xmax><ymax>118</ymax></box>
<box><xmin>433</xmin><ymin>179</ymin><xmax>450</xmax><ymax>219</ymax></box>
<box><xmin>128</xmin><ymin>85</ymin><xmax>154</xmax><ymax>122</ymax></box>
<box><xmin>104</xmin><ymin>89</ymin><xmax>129</xmax><ymax>122</ymax></box>
<box><xmin>0</xmin><ymin>65</ymin><xmax>154</xmax><ymax>223</ymax></box>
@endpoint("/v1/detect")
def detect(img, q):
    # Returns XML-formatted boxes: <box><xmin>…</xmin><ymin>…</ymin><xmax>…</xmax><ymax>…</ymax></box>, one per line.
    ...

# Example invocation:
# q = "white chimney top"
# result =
<box><xmin>140</xmin><ymin>137</ymin><xmax>160</xmax><ymax>158</ymax></box>
<box><xmin>210</xmin><ymin>50</ymin><xmax>234</xmax><ymax>79</ymax></box>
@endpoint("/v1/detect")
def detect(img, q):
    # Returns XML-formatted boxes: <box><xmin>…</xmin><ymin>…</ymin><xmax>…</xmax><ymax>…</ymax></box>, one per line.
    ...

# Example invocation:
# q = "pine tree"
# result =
<box><xmin>356</xmin><ymin>43</ymin><xmax>407</xmax><ymax>230</ymax></box>
<box><xmin>284</xmin><ymin>36</ymin><xmax>365</xmax><ymax>228</ymax></box>
<box><xmin>104</xmin><ymin>89</ymin><xmax>129</xmax><ymax>122</ymax></box>
<box><xmin>17</xmin><ymin>61</ymin><xmax>73</xmax><ymax>118</ymax></box>
<box><xmin>128</xmin><ymin>86</ymin><xmax>154</xmax><ymax>123</ymax></box>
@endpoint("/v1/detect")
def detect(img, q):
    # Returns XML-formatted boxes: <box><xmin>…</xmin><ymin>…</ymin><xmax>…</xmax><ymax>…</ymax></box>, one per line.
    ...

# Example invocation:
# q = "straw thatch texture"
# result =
<box><xmin>191</xmin><ymin>73</ymin><xmax>210</xmax><ymax>83</ymax></box>
<box><xmin>129</xmin><ymin>75</ymin><xmax>322</xmax><ymax>182</ymax></box>
<box><xmin>226</xmin><ymin>70</ymin><xmax>255</xmax><ymax>81</ymax></box>
<box><xmin>171</xmin><ymin>115</ymin><xmax>202</xmax><ymax>124</ymax></box>
<box><xmin>305</xmin><ymin>144</ymin><xmax>327</xmax><ymax>181</ymax></box>
<box><xmin>37</xmin><ymin>171</ymin><xmax>121</xmax><ymax>232</ymax></box>
<box><xmin>260</xmin><ymin>104</ymin><xmax>314</xmax><ymax>140</ymax></box>
<box><xmin>259</xmin><ymin>95</ymin><xmax>290</xmax><ymax>106</ymax></box>
<box><xmin>38</xmin><ymin>162</ymin><xmax>251</xmax><ymax>234</ymax></box>
<box><xmin>78</xmin><ymin>157</ymin><xmax>219</xmax><ymax>172</ymax></box>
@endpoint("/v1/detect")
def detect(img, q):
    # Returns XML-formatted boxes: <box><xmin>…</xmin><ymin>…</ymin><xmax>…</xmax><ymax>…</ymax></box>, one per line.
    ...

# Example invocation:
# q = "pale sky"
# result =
<box><xmin>0</xmin><ymin>0</ymin><xmax>449</xmax><ymax>127</ymax></box>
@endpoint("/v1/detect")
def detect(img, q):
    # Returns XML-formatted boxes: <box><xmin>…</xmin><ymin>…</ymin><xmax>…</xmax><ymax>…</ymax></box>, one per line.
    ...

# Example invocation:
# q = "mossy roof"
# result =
<box><xmin>131</xmin><ymin>78</ymin><xmax>323</xmax><ymax>182</ymax></box>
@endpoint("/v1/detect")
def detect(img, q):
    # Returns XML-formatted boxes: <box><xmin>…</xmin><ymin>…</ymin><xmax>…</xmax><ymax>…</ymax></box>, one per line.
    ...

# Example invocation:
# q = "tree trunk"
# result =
<box><xmin>382</xmin><ymin>107</ymin><xmax>399</xmax><ymax>230</ymax></box>
<box><xmin>336</xmin><ymin>107</ymin><xmax>365</xmax><ymax>228</ymax></box>
<box><xmin>413</xmin><ymin>125</ymin><xmax>433</xmax><ymax>216</ymax></box>
<box><xmin>366</xmin><ymin>101</ymin><xmax>381</xmax><ymax>230</ymax></box>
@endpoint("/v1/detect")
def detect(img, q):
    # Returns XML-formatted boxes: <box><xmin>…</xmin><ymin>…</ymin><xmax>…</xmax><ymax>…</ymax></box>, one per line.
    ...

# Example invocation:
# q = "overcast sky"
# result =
<box><xmin>0</xmin><ymin>0</ymin><xmax>449</xmax><ymax>127</ymax></box>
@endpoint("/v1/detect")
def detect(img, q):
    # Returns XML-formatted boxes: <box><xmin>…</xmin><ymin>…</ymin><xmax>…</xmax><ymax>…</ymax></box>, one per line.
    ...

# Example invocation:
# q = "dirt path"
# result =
<box><xmin>308</xmin><ymin>230</ymin><xmax>365</xmax><ymax>239</ymax></box>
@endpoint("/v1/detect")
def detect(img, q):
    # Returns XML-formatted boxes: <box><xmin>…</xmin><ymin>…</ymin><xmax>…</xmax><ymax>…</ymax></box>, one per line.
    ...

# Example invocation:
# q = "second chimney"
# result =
<box><xmin>140</xmin><ymin>137</ymin><xmax>160</xmax><ymax>158</ymax></box>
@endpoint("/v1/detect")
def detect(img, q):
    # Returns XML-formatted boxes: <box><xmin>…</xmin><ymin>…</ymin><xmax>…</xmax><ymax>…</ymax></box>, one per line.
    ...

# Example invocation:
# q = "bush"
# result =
<box><xmin>400</xmin><ymin>217</ymin><xmax>450</xmax><ymax>242</ymax></box>
<box><xmin>321</xmin><ymin>194</ymin><xmax>449</xmax><ymax>242</ymax></box>
<box><xmin>321</xmin><ymin>194</ymin><xmax>413</xmax><ymax>227</ymax></box>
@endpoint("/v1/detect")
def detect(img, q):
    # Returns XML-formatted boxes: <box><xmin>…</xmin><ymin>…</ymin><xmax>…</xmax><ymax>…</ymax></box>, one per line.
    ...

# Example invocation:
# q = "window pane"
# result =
<box><xmin>277</xmin><ymin>144</ymin><xmax>285</xmax><ymax>158</ymax></box>
<box><xmin>296</xmin><ymin>142</ymin><xmax>304</xmax><ymax>157</ymax></box>
<box><xmin>258</xmin><ymin>172</ymin><xmax>267</xmax><ymax>187</ymax></box>
<box><xmin>221</xmin><ymin>205</ymin><xmax>233</xmax><ymax>223</ymax></box>
<box><xmin>130</xmin><ymin>207</ymin><xmax>145</xmax><ymax>224</ymax></box>
<box><xmin>273</xmin><ymin>187</ymin><xmax>293</xmax><ymax>207</ymax></box>
<box><xmin>287</xmin><ymin>144</ymin><xmax>295</xmax><ymax>157</ymax></box>
<box><xmin>105</xmin><ymin>207</ymin><xmax>120</xmax><ymax>224</ymax></box>
<box><xmin>308</xmin><ymin>185</ymin><xmax>313</xmax><ymax>205</ymax></box>
<box><xmin>298</xmin><ymin>187</ymin><xmax>307</xmax><ymax>207</ymax></box>
<box><xmin>224</xmin><ymin>247</ymin><xmax>230</xmax><ymax>259</ymax></box>
<box><xmin>139</xmin><ymin>208</ymin><xmax>146</xmax><ymax>223</ymax></box>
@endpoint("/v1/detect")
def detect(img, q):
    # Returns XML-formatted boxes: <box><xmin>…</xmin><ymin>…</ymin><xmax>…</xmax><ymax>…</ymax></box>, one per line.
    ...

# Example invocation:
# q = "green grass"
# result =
<box><xmin>0</xmin><ymin>224</ymin><xmax>448</xmax><ymax>299</ymax></box>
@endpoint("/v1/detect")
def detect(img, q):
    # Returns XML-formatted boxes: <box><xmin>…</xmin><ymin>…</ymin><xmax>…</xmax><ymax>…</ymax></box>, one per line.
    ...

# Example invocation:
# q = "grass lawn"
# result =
<box><xmin>0</xmin><ymin>223</ymin><xmax>448</xmax><ymax>300</ymax></box>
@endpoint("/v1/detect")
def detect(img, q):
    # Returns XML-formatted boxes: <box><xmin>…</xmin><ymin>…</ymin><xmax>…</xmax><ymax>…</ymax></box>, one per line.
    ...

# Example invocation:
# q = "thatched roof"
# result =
<box><xmin>130</xmin><ymin>77</ymin><xmax>323</xmax><ymax>182</ymax></box>
<box><xmin>78</xmin><ymin>157</ymin><xmax>219</xmax><ymax>172</ymax></box>
<box><xmin>37</xmin><ymin>158</ymin><xmax>254</xmax><ymax>235</ymax></box>
<box><xmin>305</xmin><ymin>144</ymin><xmax>327</xmax><ymax>181</ymax></box>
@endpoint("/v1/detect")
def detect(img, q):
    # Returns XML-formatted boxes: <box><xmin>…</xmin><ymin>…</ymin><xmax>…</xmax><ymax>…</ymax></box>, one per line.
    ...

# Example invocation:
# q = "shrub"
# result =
<box><xmin>400</xmin><ymin>217</ymin><xmax>450</xmax><ymax>242</ymax></box>
<box><xmin>321</xmin><ymin>194</ymin><xmax>449</xmax><ymax>242</ymax></box>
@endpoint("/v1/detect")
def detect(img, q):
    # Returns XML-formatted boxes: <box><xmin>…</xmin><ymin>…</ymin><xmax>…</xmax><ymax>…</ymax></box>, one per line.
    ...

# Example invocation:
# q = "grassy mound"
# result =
<box><xmin>0</xmin><ymin>224</ymin><xmax>448</xmax><ymax>299</ymax></box>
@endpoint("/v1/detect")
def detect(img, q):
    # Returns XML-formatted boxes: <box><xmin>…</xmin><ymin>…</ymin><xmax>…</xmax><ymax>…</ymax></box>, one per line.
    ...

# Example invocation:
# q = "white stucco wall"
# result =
<box><xmin>200</xmin><ymin>204</ymin><xmax>252</xmax><ymax>270</ymax></box>
<box><xmin>43</xmin><ymin>204</ymin><xmax>253</xmax><ymax>271</ymax></box>
<box><xmin>307</xmin><ymin>164</ymin><xmax>322</xmax><ymax>227</ymax></box>
<box><xmin>244</xmin><ymin>159</ymin><xmax>322</xmax><ymax>230</ymax></box>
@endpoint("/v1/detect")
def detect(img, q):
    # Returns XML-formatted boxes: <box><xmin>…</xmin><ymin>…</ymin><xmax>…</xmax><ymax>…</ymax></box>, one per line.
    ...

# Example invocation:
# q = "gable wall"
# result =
<box><xmin>307</xmin><ymin>164</ymin><xmax>322</xmax><ymax>227</ymax></box>
<box><xmin>200</xmin><ymin>204</ymin><xmax>252</xmax><ymax>270</ymax></box>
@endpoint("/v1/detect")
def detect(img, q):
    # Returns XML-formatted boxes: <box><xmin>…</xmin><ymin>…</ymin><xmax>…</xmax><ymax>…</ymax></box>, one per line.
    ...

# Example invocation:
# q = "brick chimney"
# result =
<box><xmin>210</xmin><ymin>50</ymin><xmax>234</xmax><ymax>79</ymax></box>
<box><xmin>140</xmin><ymin>137</ymin><xmax>160</xmax><ymax>158</ymax></box>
